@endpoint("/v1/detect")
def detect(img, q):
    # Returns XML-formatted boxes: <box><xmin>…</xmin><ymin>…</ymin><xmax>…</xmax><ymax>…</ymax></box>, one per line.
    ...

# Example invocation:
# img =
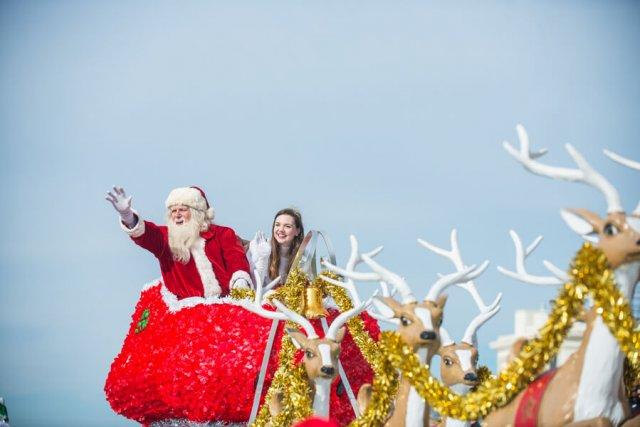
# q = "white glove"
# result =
<box><xmin>232</xmin><ymin>278</ymin><xmax>250</xmax><ymax>290</ymax></box>
<box><xmin>105</xmin><ymin>186</ymin><xmax>135</xmax><ymax>227</ymax></box>
<box><xmin>249</xmin><ymin>231</ymin><xmax>271</xmax><ymax>266</ymax></box>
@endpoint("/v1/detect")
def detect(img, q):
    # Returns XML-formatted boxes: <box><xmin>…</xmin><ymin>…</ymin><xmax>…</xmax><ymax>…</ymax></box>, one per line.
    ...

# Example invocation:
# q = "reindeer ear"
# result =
<box><xmin>372</xmin><ymin>296</ymin><xmax>399</xmax><ymax>318</ymax></box>
<box><xmin>334</xmin><ymin>326</ymin><xmax>347</xmax><ymax>343</ymax></box>
<box><xmin>435</xmin><ymin>294</ymin><xmax>448</xmax><ymax>309</ymax></box>
<box><xmin>286</xmin><ymin>328</ymin><xmax>308</xmax><ymax>349</ymax></box>
<box><xmin>627</xmin><ymin>216</ymin><xmax>640</xmax><ymax>233</ymax></box>
<box><xmin>560</xmin><ymin>209</ymin><xmax>603</xmax><ymax>242</ymax></box>
<box><xmin>268</xmin><ymin>390</ymin><xmax>284</xmax><ymax>417</ymax></box>
<box><xmin>376</xmin><ymin>296</ymin><xmax>404</xmax><ymax>317</ymax></box>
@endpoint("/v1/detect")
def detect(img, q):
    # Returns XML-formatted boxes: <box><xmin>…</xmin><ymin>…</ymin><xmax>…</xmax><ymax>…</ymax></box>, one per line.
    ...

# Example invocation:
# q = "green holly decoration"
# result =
<box><xmin>0</xmin><ymin>398</ymin><xmax>8</xmax><ymax>422</ymax></box>
<box><xmin>135</xmin><ymin>308</ymin><xmax>150</xmax><ymax>333</ymax></box>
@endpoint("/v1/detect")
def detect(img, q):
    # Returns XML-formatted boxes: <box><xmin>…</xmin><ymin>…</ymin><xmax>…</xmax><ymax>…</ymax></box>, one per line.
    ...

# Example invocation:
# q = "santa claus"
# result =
<box><xmin>106</xmin><ymin>186</ymin><xmax>252</xmax><ymax>299</ymax></box>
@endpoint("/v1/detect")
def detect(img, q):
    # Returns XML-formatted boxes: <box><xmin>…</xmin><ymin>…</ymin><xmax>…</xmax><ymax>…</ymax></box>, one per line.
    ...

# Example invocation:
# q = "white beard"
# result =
<box><xmin>167</xmin><ymin>219</ymin><xmax>202</xmax><ymax>263</ymax></box>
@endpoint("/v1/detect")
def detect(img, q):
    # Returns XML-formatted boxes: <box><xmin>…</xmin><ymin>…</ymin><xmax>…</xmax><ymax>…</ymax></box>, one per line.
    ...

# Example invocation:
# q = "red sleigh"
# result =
<box><xmin>105</xmin><ymin>231</ymin><xmax>380</xmax><ymax>426</ymax></box>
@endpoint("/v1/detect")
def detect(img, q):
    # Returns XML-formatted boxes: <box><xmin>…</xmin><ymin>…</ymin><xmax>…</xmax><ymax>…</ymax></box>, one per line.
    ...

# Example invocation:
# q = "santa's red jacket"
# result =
<box><xmin>122</xmin><ymin>218</ymin><xmax>251</xmax><ymax>299</ymax></box>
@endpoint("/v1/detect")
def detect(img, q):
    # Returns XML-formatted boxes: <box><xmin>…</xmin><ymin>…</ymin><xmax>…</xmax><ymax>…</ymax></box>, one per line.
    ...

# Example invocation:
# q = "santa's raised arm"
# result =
<box><xmin>106</xmin><ymin>185</ymin><xmax>252</xmax><ymax>299</ymax></box>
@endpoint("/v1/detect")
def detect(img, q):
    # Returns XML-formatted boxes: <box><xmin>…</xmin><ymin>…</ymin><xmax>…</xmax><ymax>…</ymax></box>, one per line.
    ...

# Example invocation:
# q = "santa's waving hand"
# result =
<box><xmin>106</xmin><ymin>186</ymin><xmax>136</xmax><ymax>228</ymax></box>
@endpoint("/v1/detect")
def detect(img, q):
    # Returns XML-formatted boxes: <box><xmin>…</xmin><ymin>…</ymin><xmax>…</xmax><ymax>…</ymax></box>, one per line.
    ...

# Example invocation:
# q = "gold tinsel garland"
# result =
<box><xmin>373</xmin><ymin>243</ymin><xmax>639</xmax><ymax>421</ymax></box>
<box><xmin>578</xmin><ymin>247</ymin><xmax>639</xmax><ymax>365</ymax></box>
<box><xmin>250</xmin><ymin>269</ymin><xmax>313</xmax><ymax>427</ymax></box>
<box><xmin>229</xmin><ymin>287</ymin><xmax>255</xmax><ymax>301</ymax></box>
<box><xmin>254</xmin><ymin>340</ymin><xmax>313</xmax><ymax>427</ymax></box>
<box><xmin>576</xmin><ymin>246</ymin><xmax>640</xmax><ymax>395</ymax></box>
<box><xmin>473</xmin><ymin>365</ymin><xmax>494</xmax><ymax>391</ymax></box>
<box><xmin>624</xmin><ymin>358</ymin><xmax>640</xmax><ymax>397</ymax></box>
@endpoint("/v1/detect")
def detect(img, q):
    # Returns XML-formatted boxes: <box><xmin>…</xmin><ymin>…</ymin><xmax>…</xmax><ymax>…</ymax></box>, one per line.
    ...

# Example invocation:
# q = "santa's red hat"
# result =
<box><xmin>165</xmin><ymin>186</ymin><xmax>215</xmax><ymax>221</ymax></box>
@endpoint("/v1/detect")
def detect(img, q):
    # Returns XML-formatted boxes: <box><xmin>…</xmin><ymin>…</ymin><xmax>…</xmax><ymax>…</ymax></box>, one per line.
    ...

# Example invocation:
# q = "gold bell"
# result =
<box><xmin>303</xmin><ymin>286</ymin><xmax>328</xmax><ymax>319</ymax></box>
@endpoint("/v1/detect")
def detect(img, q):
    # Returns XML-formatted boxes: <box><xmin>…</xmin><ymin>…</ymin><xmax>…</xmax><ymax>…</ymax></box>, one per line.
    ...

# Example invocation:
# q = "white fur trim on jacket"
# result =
<box><xmin>142</xmin><ymin>278</ymin><xmax>163</xmax><ymax>292</ymax></box>
<box><xmin>191</xmin><ymin>237</ymin><xmax>221</xmax><ymax>298</ymax></box>
<box><xmin>230</xmin><ymin>270</ymin><xmax>253</xmax><ymax>289</ymax></box>
<box><xmin>140</xmin><ymin>280</ymin><xmax>250</xmax><ymax>313</ymax></box>
<box><xmin>120</xmin><ymin>210</ymin><xmax>145</xmax><ymax>238</ymax></box>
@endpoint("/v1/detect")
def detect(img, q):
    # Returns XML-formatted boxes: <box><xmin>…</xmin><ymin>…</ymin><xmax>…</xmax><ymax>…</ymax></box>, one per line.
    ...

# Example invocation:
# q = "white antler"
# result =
<box><xmin>320</xmin><ymin>235</ymin><xmax>383</xmax><ymax>306</ymax></box>
<box><xmin>359</xmin><ymin>254</ymin><xmax>418</xmax><ymax>304</ymax></box>
<box><xmin>271</xmin><ymin>300</ymin><xmax>319</xmax><ymax>339</ymax></box>
<box><xmin>239</xmin><ymin>275</ymin><xmax>284</xmax><ymax>318</ymax></box>
<box><xmin>325</xmin><ymin>297</ymin><xmax>374</xmax><ymax>341</ymax></box>
<box><xmin>542</xmin><ymin>260</ymin><xmax>569</xmax><ymax>280</ymax></box>
<box><xmin>378</xmin><ymin>281</ymin><xmax>397</xmax><ymax>299</ymax></box>
<box><xmin>323</xmin><ymin>249</ymin><xmax>417</xmax><ymax>305</ymax></box>
<box><xmin>345</xmin><ymin>236</ymin><xmax>384</xmax><ymax>281</ymax></box>
<box><xmin>604</xmin><ymin>149</ymin><xmax>640</xmax><ymax>216</ymax></box>
<box><xmin>604</xmin><ymin>149</ymin><xmax>640</xmax><ymax>171</ymax></box>
<box><xmin>504</xmin><ymin>124</ymin><xmax>623</xmax><ymax>213</ymax></box>
<box><xmin>424</xmin><ymin>262</ymin><xmax>489</xmax><ymax>302</ymax></box>
<box><xmin>240</xmin><ymin>275</ymin><xmax>320</xmax><ymax>339</ymax></box>
<box><xmin>418</xmin><ymin>229</ymin><xmax>500</xmax><ymax>312</ymax></box>
<box><xmin>460</xmin><ymin>303</ymin><xmax>501</xmax><ymax>347</ymax></box>
<box><xmin>256</xmin><ymin>274</ymin><xmax>282</xmax><ymax>302</ymax></box>
<box><xmin>319</xmin><ymin>236</ymin><xmax>397</xmax><ymax>325</ymax></box>
<box><xmin>497</xmin><ymin>230</ymin><xmax>568</xmax><ymax>286</ymax></box>
<box><xmin>363</xmin><ymin>283</ymin><xmax>401</xmax><ymax>326</ymax></box>
<box><xmin>439</xmin><ymin>327</ymin><xmax>455</xmax><ymax>347</ymax></box>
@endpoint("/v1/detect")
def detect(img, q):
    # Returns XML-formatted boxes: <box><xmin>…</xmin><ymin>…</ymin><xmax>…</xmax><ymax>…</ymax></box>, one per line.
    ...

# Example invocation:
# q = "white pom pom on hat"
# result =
<box><xmin>165</xmin><ymin>186</ymin><xmax>215</xmax><ymax>220</ymax></box>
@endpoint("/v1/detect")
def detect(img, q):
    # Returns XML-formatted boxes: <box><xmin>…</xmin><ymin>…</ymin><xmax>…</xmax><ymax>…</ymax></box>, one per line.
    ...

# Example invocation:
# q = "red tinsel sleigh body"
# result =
<box><xmin>104</xmin><ymin>280</ymin><xmax>380</xmax><ymax>426</ymax></box>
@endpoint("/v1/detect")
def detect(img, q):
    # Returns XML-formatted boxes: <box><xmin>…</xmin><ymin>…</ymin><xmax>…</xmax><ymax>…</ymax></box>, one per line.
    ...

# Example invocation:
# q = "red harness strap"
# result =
<box><xmin>514</xmin><ymin>369</ymin><xmax>558</xmax><ymax>427</ymax></box>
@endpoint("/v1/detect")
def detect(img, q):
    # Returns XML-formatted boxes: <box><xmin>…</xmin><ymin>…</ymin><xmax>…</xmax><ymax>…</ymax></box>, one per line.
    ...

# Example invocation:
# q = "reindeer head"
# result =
<box><xmin>321</xmin><ymin>235</ymin><xmax>488</xmax><ymax>355</ymax></box>
<box><xmin>562</xmin><ymin>209</ymin><xmax>640</xmax><ymax>270</ymax></box>
<box><xmin>504</xmin><ymin>126</ymin><xmax>640</xmax><ymax>287</ymax></box>
<box><xmin>439</xmin><ymin>342</ymin><xmax>480</xmax><ymax>389</ymax></box>
<box><xmin>287</xmin><ymin>327</ymin><xmax>345</xmax><ymax>381</ymax></box>
<box><xmin>437</xmin><ymin>300</ymin><xmax>499</xmax><ymax>392</ymax></box>
<box><xmin>376</xmin><ymin>295</ymin><xmax>447</xmax><ymax>351</ymax></box>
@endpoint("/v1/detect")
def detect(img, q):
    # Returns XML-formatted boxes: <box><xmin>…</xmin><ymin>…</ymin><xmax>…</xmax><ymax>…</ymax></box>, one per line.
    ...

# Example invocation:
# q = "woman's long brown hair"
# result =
<box><xmin>268</xmin><ymin>208</ymin><xmax>304</xmax><ymax>281</ymax></box>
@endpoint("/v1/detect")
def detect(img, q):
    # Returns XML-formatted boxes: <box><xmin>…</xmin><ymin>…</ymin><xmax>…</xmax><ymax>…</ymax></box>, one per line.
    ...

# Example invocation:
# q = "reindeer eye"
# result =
<box><xmin>436</xmin><ymin>317</ymin><xmax>443</xmax><ymax>327</ymax></box>
<box><xmin>305</xmin><ymin>349</ymin><xmax>315</xmax><ymax>359</ymax></box>
<box><xmin>603</xmin><ymin>223</ymin><xmax>619</xmax><ymax>236</ymax></box>
<box><xmin>444</xmin><ymin>357</ymin><xmax>453</xmax><ymax>366</ymax></box>
<box><xmin>400</xmin><ymin>316</ymin><xmax>412</xmax><ymax>326</ymax></box>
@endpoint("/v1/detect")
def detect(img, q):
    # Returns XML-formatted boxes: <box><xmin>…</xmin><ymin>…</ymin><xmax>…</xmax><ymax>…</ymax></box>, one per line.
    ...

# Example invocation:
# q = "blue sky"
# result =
<box><xmin>1</xmin><ymin>2</ymin><xmax>639</xmax><ymax>426</ymax></box>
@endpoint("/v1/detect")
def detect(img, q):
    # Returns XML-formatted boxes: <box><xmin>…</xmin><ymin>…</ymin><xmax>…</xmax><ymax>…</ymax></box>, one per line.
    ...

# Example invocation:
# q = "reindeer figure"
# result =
<box><xmin>322</xmin><ymin>236</ymin><xmax>489</xmax><ymax>427</ymax></box>
<box><xmin>417</xmin><ymin>230</ymin><xmax>501</xmax><ymax>427</ymax></box>
<box><xmin>437</xmin><ymin>308</ymin><xmax>499</xmax><ymax>427</ymax></box>
<box><xmin>240</xmin><ymin>274</ymin><xmax>372</xmax><ymax>420</ymax></box>
<box><xmin>482</xmin><ymin>126</ymin><xmax>640</xmax><ymax>427</ymax></box>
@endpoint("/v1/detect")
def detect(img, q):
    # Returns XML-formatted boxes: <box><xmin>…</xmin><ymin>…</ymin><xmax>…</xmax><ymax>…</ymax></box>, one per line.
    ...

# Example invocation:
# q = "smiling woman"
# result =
<box><xmin>248</xmin><ymin>208</ymin><xmax>305</xmax><ymax>288</ymax></box>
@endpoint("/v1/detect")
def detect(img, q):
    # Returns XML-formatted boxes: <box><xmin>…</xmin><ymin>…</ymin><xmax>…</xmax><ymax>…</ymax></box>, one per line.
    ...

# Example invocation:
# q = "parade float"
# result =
<box><xmin>105</xmin><ymin>230</ymin><xmax>381</xmax><ymax>426</ymax></box>
<box><xmin>105</xmin><ymin>126</ymin><xmax>639</xmax><ymax>426</ymax></box>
